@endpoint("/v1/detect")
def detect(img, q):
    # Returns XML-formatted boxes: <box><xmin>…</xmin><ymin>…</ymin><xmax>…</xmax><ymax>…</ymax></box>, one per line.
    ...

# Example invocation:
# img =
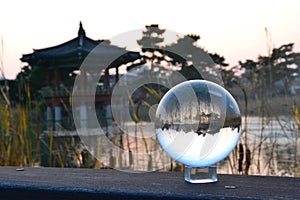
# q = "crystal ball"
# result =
<box><xmin>155</xmin><ymin>80</ymin><xmax>241</xmax><ymax>168</ymax></box>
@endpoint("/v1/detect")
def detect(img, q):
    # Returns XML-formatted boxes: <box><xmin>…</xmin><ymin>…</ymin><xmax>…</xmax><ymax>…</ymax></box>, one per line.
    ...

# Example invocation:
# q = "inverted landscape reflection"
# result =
<box><xmin>155</xmin><ymin>80</ymin><xmax>242</xmax><ymax>168</ymax></box>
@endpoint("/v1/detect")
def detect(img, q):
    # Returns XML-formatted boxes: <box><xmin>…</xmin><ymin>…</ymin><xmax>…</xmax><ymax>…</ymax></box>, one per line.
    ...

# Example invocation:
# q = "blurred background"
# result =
<box><xmin>0</xmin><ymin>0</ymin><xmax>299</xmax><ymax>177</ymax></box>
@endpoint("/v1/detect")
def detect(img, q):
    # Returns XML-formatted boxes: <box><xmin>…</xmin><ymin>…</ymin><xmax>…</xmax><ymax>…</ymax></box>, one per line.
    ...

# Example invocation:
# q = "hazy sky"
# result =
<box><xmin>1</xmin><ymin>0</ymin><xmax>300</xmax><ymax>79</ymax></box>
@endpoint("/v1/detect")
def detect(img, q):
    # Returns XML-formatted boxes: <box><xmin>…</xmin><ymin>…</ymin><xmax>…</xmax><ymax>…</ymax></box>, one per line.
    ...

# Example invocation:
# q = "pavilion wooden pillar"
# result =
<box><xmin>45</xmin><ymin>67</ymin><xmax>53</xmax><ymax>130</ymax></box>
<box><xmin>53</xmin><ymin>66</ymin><xmax>62</xmax><ymax>131</ymax></box>
<box><xmin>115</xmin><ymin>67</ymin><xmax>119</xmax><ymax>84</ymax></box>
<box><xmin>46</xmin><ymin>106</ymin><xmax>53</xmax><ymax>131</ymax></box>
<box><xmin>79</xmin><ymin>68</ymin><xmax>87</xmax><ymax>94</ymax></box>
<box><xmin>54</xmin><ymin>102</ymin><xmax>62</xmax><ymax>131</ymax></box>
<box><xmin>104</xmin><ymin>68</ymin><xmax>112</xmax><ymax>126</ymax></box>
<box><xmin>80</xmin><ymin>68</ymin><xmax>87</xmax><ymax>129</ymax></box>
<box><xmin>105</xmin><ymin>68</ymin><xmax>110</xmax><ymax>90</ymax></box>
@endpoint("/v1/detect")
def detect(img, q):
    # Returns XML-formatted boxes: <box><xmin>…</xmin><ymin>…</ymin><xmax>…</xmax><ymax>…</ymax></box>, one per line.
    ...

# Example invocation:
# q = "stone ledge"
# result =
<box><xmin>0</xmin><ymin>167</ymin><xmax>299</xmax><ymax>199</ymax></box>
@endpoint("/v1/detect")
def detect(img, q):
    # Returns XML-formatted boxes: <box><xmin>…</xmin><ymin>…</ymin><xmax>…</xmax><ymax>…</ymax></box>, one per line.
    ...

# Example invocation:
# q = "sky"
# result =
<box><xmin>0</xmin><ymin>0</ymin><xmax>300</xmax><ymax>79</ymax></box>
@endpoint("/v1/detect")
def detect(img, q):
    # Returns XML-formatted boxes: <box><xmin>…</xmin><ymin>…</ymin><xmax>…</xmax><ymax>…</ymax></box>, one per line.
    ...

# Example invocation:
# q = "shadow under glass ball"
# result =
<box><xmin>155</xmin><ymin>80</ymin><xmax>241</xmax><ymax>168</ymax></box>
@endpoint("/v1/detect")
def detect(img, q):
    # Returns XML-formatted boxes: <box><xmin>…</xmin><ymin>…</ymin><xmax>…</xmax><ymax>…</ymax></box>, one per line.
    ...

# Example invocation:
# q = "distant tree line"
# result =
<box><xmin>5</xmin><ymin>25</ymin><xmax>300</xmax><ymax>106</ymax></box>
<box><xmin>239</xmin><ymin>43</ymin><xmax>300</xmax><ymax>97</ymax></box>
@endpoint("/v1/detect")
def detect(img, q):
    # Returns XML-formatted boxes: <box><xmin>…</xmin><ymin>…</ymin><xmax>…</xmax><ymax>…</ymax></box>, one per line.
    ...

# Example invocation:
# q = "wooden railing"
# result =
<box><xmin>0</xmin><ymin>166</ymin><xmax>299</xmax><ymax>199</ymax></box>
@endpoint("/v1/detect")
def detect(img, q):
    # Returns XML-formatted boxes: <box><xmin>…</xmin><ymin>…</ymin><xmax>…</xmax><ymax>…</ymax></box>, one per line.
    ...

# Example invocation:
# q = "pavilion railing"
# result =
<box><xmin>40</xmin><ymin>86</ymin><xmax>113</xmax><ymax>98</ymax></box>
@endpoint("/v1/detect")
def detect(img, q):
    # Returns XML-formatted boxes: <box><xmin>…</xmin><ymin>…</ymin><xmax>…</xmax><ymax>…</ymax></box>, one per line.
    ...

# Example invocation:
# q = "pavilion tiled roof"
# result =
<box><xmin>21</xmin><ymin>22</ymin><xmax>100</xmax><ymax>63</ymax></box>
<box><xmin>20</xmin><ymin>22</ymin><xmax>140</xmax><ymax>68</ymax></box>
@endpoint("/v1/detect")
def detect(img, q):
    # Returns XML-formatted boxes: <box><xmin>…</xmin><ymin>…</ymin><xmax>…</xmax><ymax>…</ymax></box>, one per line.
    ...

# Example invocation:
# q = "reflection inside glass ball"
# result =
<box><xmin>155</xmin><ymin>80</ymin><xmax>241</xmax><ymax>168</ymax></box>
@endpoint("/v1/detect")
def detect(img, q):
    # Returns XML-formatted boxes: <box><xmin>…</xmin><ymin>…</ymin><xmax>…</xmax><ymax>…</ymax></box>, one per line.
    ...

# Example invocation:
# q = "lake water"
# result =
<box><xmin>85</xmin><ymin>115</ymin><xmax>299</xmax><ymax>176</ymax></box>
<box><xmin>219</xmin><ymin>116</ymin><xmax>300</xmax><ymax>176</ymax></box>
<box><xmin>43</xmin><ymin>115</ymin><xmax>299</xmax><ymax>176</ymax></box>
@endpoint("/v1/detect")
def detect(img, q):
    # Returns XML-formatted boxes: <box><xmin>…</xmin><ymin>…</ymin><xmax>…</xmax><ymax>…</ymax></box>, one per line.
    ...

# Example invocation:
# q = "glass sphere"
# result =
<box><xmin>155</xmin><ymin>80</ymin><xmax>241</xmax><ymax>168</ymax></box>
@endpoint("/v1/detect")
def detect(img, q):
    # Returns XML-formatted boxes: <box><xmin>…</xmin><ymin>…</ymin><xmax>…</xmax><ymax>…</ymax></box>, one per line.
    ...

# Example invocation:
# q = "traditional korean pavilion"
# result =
<box><xmin>21</xmin><ymin>22</ymin><xmax>140</xmax><ymax>132</ymax></box>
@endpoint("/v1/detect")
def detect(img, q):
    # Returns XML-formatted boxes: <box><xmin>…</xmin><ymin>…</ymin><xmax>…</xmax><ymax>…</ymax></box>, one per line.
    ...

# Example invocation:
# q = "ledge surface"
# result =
<box><xmin>0</xmin><ymin>167</ymin><xmax>299</xmax><ymax>199</ymax></box>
